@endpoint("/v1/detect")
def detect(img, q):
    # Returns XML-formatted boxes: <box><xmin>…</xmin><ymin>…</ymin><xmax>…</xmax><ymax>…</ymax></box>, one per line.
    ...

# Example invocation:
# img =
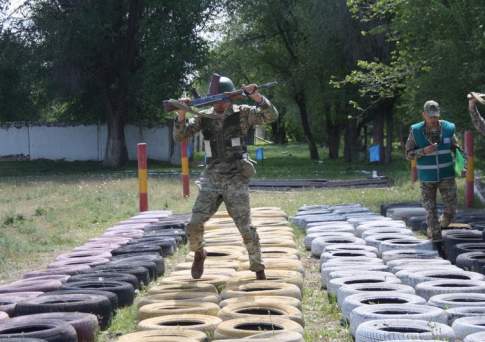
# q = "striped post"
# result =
<box><xmin>181</xmin><ymin>139</ymin><xmax>190</xmax><ymax>197</ymax></box>
<box><xmin>465</xmin><ymin>131</ymin><xmax>474</xmax><ymax>208</ymax></box>
<box><xmin>137</xmin><ymin>143</ymin><xmax>148</xmax><ymax>212</ymax></box>
<box><xmin>411</xmin><ymin>159</ymin><xmax>417</xmax><ymax>183</ymax></box>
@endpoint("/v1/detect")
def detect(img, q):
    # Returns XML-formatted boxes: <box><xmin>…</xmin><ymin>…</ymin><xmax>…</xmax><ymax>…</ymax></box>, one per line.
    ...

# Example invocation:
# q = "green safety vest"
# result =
<box><xmin>411</xmin><ymin>120</ymin><xmax>455</xmax><ymax>182</ymax></box>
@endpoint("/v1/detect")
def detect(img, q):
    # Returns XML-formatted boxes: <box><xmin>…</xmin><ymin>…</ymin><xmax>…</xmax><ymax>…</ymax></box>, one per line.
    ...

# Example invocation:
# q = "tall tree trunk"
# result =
<box><xmin>385</xmin><ymin>105</ymin><xmax>393</xmax><ymax>164</ymax></box>
<box><xmin>344</xmin><ymin>116</ymin><xmax>359</xmax><ymax>162</ymax></box>
<box><xmin>372</xmin><ymin>109</ymin><xmax>385</xmax><ymax>163</ymax></box>
<box><xmin>271</xmin><ymin>108</ymin><xmax>287</xmax><ymax>144</ymax></box>
<box><xmin>326</xmin><ymin>119</ymin><xmax>341</xmax><ymax>159</ymax></box>
<box><xmin>103</xmin><ymin>0</ymin><xmax>143</xmax><ymax>168</ymax></box>
<box><xmin>294</xmin><ymin>91</ymin><xmax>319</xmax><ymax>160</ymax></box>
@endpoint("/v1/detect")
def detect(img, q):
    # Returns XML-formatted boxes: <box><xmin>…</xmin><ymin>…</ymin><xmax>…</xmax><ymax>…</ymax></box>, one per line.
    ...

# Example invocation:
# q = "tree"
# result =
<box><xmin>29</xmin><ymin>0</ymin><xmax>220</xmax><ymax>167</ymax></box>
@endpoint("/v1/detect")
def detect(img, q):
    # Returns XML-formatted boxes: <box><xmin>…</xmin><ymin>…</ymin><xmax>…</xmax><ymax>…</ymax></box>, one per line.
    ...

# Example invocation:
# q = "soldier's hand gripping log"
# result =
<box><xmin>163</xmin><ymin>81</ymin><xmax>278</xmax><ymax>114</ymax></box>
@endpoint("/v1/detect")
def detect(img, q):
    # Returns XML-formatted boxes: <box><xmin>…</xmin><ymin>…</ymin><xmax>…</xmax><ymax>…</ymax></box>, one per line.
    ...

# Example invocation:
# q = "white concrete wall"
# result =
<box><xmin>0</xmin><ymin>123</ymin><xmax>172</xmax><ymax>161</ymax></box>
<box><xmin>0</xmin><ymin>125</ymin><xmax>29</xmax><ymax>157</ymax></box>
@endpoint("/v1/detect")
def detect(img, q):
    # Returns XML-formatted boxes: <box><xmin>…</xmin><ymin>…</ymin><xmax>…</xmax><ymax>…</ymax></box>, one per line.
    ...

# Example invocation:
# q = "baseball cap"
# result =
<box><xmin>424</xmin><ymin>100</ymin><xmax>440</xmax><ymax>117</ymax></box>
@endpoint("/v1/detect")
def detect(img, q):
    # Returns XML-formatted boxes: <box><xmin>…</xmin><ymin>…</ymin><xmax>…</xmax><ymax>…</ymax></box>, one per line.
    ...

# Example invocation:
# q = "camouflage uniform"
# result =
<box><xmin>469</xmin><ymin>104</ymin><xmax>485</xmax><ymax>135</ymax></box>
<box><xmin>405</xmin><ymin>122</ymin><xmax>461</xmax><ymax>241</ymax></box>
<box><xmin>174</xmin><ymin>98</ymin><xmax>278</xmax><ymax>272</ymax></box>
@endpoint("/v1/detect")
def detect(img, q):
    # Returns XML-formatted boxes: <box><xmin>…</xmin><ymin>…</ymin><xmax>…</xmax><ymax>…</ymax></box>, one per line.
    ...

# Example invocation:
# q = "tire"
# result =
<box><xmin>14</xmin><ymin>294</ymin><xmax>112</xmax><ymax>330</ymax></box>
<box><xmin>67</xmin><ymin>272</ymin><xmax>140</xmax><ymax>290</ymax></box>
<box><xmin>465</xmin><ymin>331</ymin><xmax>485</xmax><ymax>342</ymax></box>
<box><xmin>111</xmin><ymin>243</ymin><xmax>163</xmax><ymax>257</ymax></box>
<box><xmin>138</xmin><ymin>301</ymin><xmax>220</xmax><ymax>320</ymax></box>
<box><xmin>395</xmin><ymin>266</ymin><xmax>462</xmax><ymax>285</ymax></box>
<box><xmin>327</xmin><ymin>274</ymin><xmax>400</xmax><ymax>296</ymax></box>
<box><xmin>337</xmin><ymin>283</ymin><xmax>415</xmax><ymax>308</ymax></box>
<box><xmin>55</xmin><ymin>251</ymin><xmax>112</xmax><ymax>261</ymax></box>
<box><xmin>169</xmin><ymin>268</ymin><xmax>237</xmax><ymax>278</ymax></box>
<box><xmin>103</xmin><ymin>259</ymin><xmax>158</xmax><ymax>280</ymax></box>
<box><xmin>320</xmin><ymin>264</ymin><xmax>389</xmax><ymax>288</ymax></box>
<box><xmin>137</xmin><ymin>292</ymin><xmax>220</xmax><ymax>308</ymax></box>
<box><xmin>304</xmin><ymin>231</ymin><xmax>355</xmax><ymax>250</ymax></box>
<box><xmin>378</xmin><ymin>239</ymin><xmax>433</xmax><ymax>255</ymax></box>
<box><xmin>361</xmin><ymin>228</ymin><xmax>413</xmax><ymax>239</ymax></box>
<box><xmin>306</xmin><ymin>225</ymin><xmax>353</xmax><ymax>235</ymax></box>
<box><xmin>92</xmin><ymin>264</ymin><xmax>151</xmax><ymax>285</ymax></box>
<box><xmin>23</xmin><ymin>265</ymin><xmax>92</xmax><ymax>278</ymax></box>
<box><xmin>0</xmin><ymin>293</ymin><xmax>43</xmax><ymax>316</ymax></box>
<box><xmin>239</xmin><ymin>259</ymin><xmax>303</xmax><ymax>274</ymax></box>
<box><xmin>311</xmin><ymin>236</ymin><xmax>365</xmax><ymax>258</ymax></box>
<box><xmin>110</xmin><ymin>254</ymin><xmax>165</xmax><ymax>277</ymax></box>
<box><xmin>444</xmin><ymin>230</ymin><xmax>483</xmax><ymax>263</ymax></box>
<box><xmin>213</xmin><ymin>331</ymin><xmax>303</xmax><ymax>342</ymax></box>
<box><xmin>452</xmin><ymin>316</ymin><xmax>485</xmax><ymax>340</ymax></box>
<box><xmin>10</xmin><ymin>312</ymin><xmax>98</xmax><ymax>342</ymax></box>
<box><xmin>364</xmin><ymin>234</ymin><xmax>416</xmax><ymax>249</ymax></box>
<box><xmin>416</xmin><ymin>279</ymin><xmax>485</xmax><ymax>300</ymax></box>
<box><xmin>446</xmin><ymin>306</ymin><xmax>485</xmax><ymax>325</ymax></box>
<box><xmin>407</xmin><ymin>269</ymin><xmax>483</xmax><ymax>288</ymax></box>
<box><xmin>429</xmin><ymin>292</ymin><xmax>485</xmax><ymax>309</ymax></box>
<box><xmin>138</xmin><ymin>314</ymin><xmax>222</xmax><ymax>334</ymax></box>
<box><xmin>0</xmin><ymin>313</ymin><xmax>7</xmax><ymax>321</ymax></box>
<box><xmin>455</xmin><ymin>242</ymin><xmax>485</xmax><ymax>258</ymax></box>
<box><xmin>214</xmin><ymin>316</ymin><xmax>304</xmax><ymax>339</ymax></box>
<box><xmin>218</xmin><ymin>302</ymin><xmax>303</xmax><ymax>326</ymax></box>
<box><xmin>381</xmin><ymin>249</ymin><xmax>440</xmax><ymax>263</ymax></box>
<box><xmin>116</xmin><ymin>329</ymin><xmax>207</xmax><ymax>342</ymax></box>
<box><xmin>391</xmin><ymin>261</ymin><xmax>455</xmax><ymax>275</ymax></box>
<box><xmin>62</xmin><ymin>280</ymin><xmax>135</xmax><ymax>307</ymax></box>
<box><xmin>47</xmin><ymin>257</ymin><xmax>110</xmax><ymax>269</ymax></box>
<box><xmin>225</xmin><ymin>270</ymin><xmax>304</xmax><ymax>290</ymax></box>
<box><xmin>0</xmin><ymin>318</ymin><xmax>77</xmax><ymax>342</ymax></box>
<box><xmin>161</xmin><ymin>274</ymin><xmax>230</xmax><ymax>290</ymax></box>
<box><xmin>44</xmin><ymin>289</ymin><xmax>118</xmax><ymax>312</ymax></box>
<box><xmin>221</xmin><ymin>281</ymin><xmax>301</xmax><ymax>300</ymax></box>
<box><xmin>320</xmin><ymin>250</ymin><xmax>378</xmax><ymax>264</ymax></box>
<box><xmin>0</xmin><ymin>280</ymin><xmax>63</xmax><ymax>294</ymax></box>
<box><xmin>387</xmin><ymin>258</ymin><xmax>450</xmax><ymax>273</ymax></box>
<box><xmin>341</xmin><ymin>292</ymin><xmax>426</xmax><ymax>320</ymax></box>
<box><xmin>349</xmin><ymin>304</ymin><xmax>447</xmax><ymax>336</ymax></box>
<box><xmin>219</xmin><ymin>295</ymin><xmax>301</xmax><ymax>310</ymax></box>
<box><xmin>354</xmin><ymin>319</ymin><xmax>454</xmax><ymax>342</ymax></box>
<box><xmin>148</xmin><ymin>283</ymin><xmax>218</xmax><ymax>295</ymax></box>
<box><xmin>323</xmin><ymin>244</ymin><xmax>378</xmax><ymax>254</ymax></box>
<box><xmin>321</xmin><ymin>255</ymin><xmax>383</xmax><ymax>267</ymax></box>
<box><xmin>456</xmin><ymin>252</ymin><xmax>485</xmax><ymax>272</ymax></box>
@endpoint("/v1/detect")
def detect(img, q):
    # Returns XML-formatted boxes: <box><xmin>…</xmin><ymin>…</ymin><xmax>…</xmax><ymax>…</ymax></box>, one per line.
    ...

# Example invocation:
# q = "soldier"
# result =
<box><xmin>405</xmin><ymin>100</ymin><xmax>462</xmax><ymax>254</ymax></box>
<box><xmin>173</xmin><ymin>75</ymin><xmax>278</xmax><ymax>280</ymax></box>
<box><xmin>468</xmin><ymin>93</ymin><xmax>485</xmax><ymax>135</ymax></box>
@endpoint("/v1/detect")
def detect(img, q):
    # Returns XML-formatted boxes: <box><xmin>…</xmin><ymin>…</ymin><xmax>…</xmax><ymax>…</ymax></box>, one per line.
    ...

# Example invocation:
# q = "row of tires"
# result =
<box><xmin>0</xmin><ymin>210</ymin><xmax>188</xmax><ymax>342</ymax></box>
<box><xmin>296</xmin><ymin>203</ymin><xmax>485</xmax><ymax>341</ymax></box>
<box><xmin>118</xmin><ymin>207</ymin><xmax>307</xmax><ymax>341</ymax></box>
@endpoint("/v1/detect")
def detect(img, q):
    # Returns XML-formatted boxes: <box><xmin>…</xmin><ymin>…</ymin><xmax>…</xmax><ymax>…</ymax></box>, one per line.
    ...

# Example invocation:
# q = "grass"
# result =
<box><xmin>0</xmin><ymin>143</ymin><xmax>483</xmax><ymax>341</ymax></box>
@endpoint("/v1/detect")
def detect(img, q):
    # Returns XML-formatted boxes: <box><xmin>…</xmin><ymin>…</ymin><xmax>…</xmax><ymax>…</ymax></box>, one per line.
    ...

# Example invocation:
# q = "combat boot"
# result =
<box><xmin>191</xmin><ymin>249</ymin><xmax>207</xmax><ymax>279</ymax></box>
<box><xmin>432</xmin><ymin>240</ymin><xmax>446</xmax><ymax>259</ymax></box>
<box><xmin>256</xmin><ymin>270</ymin><xmax>266</xmax><ymax>280</ymax></box>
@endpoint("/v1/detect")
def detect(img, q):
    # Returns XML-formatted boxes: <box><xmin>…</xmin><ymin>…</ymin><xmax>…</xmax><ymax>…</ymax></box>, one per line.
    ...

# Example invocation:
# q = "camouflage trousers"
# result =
<box><xmin>420</xmin><ymin>178</ymin><xmax>457</xmax><ymax>241</ymax></box>
<box><xmin>187</xmin><ymin>174</ymin><xmax>264</xmax><ymax>272</ymax></box>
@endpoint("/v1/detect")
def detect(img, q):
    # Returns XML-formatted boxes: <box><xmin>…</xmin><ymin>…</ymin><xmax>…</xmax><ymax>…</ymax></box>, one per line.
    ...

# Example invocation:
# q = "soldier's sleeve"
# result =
<box><xmin>405</xmin><ymin>128</ymin><xmax>425</xmax><ymax>160</ymax></box>
<box><xmin>244</xmin><ymin>96</ymin><xmax>279</xmax><ymax>127</ymax></box>
<box><xmin>173</xmin><ymin>116</ymin><xmax>202</xmax><ymax>142</ymax></box>
<box><xmin>469</xmin><ymin>104</ymin><xmax>485</xmax><ymax>135</ymax></box>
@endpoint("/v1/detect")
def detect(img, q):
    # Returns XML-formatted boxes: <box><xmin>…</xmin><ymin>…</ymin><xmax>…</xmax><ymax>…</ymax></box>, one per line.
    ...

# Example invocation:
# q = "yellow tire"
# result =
<box><xmin>137</xmin><ymin>292</ymin><xmax>219</xmax><ymax>308</ymax></box>
<box><xmin>221</xmin><ymin>281</ymin><xmax>301</xmax><ymax>300</ymax></box>
<box><xmin>148</xmin><ymin>283</ymin><xmax>218</xmax><ymax>295</ymax></box>
<box><xmin>219</xmin><ymin>295</ymin><xmax>301</xmax><ymax>310</ymax></box>
<box><xmin>117</xmin><ymin>329</ymin><xmax>207</xmax><ymax>342</ymax></box>
<box><xmin>214</xmin><ymin>316</ymin><xmax>303</xmax><ymax>339</ymax></box>
<box><xmin>138</xmin><ymin>301</ymin><xmax>220</xmax><ymax>321</ymax></box>
<box><xmin>226</xmin><ymin>270</ymin><xmax>304</xmax><ymax>289</ymax></box>
<box><xmin>138</xmin><ymin>314</ymin><xmax>222</xmax><ymax>334</ymax></box>
<box><xmin>218</xmin><ymin>301</ymin><xmax>304</xmax><ymax>326</ymax></box>
<box><xmin>238</xmin><ymin>259</ymin><xmax>303</xmax><ymax>274</ymax></box>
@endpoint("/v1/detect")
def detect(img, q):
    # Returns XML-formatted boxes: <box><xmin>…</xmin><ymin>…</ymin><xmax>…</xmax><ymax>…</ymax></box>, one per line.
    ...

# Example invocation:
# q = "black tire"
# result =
<box><xmin>23</xmin><ymin>265</ymin><xmax>92</xmax><ymax>278</ymax></box>
<box><xmin>452</xmin><ymin>316</ymin><xmax>485</xmax><ymax>340</ymax></box>
<box><xmin>14</xmin><ymin>294</ymin><xmax>112</xmax><ymax>330</ymax></box>
<box><xmin>110</xmin><ymin>254</ymin><xmax>165</xmax><ymax>277</ymax></box>
<box><xmin>443</xmin><ymin>230</ymin><xmax>483</xmax><ymax>264</ymax></box>
<box><xmin>45</xmin><ymin>289</ymin><xmax>118</xmax><ymax>312</ymax></box>
<box><xmin>11</xmin><ymin>312</ymin><xmax>98</xmax><ymax>342</ymax></box>
<box><xmin>446</xmin><ymin>306</ymin><xmax>485</xmax><ymax>325</ymax></box>
<box><xmin>127</xmin><ymin>237</ymin><xmax>176</xmax><ymax>256</ymax></box>
<box><xmin>456</xmin><ymin>252</ymin><xmax>485</xmax><ymax>272</ymax></box>
<box><xmin>106</xmin><ymin>259</ymin><xmax>158</xmax><ymax>280</ymax></box>
<box><xmin>0</xmin><ymin>318</ymin><xmax>77</xmax><ymax>342</ymax></box>
<box><xmin>91</xmin><ymin>264</ymin><xmax>150</xmax><ymax>285</ymax></box>
<box><xmin>62</xmin><ymin>280</ymin><xmax>135</xmax><ymax>307</ymax></box>
<box><xmin>112</xmin><ymin>243</ymin><xmax>169</xmax><ymax>257</ymax></box>
<box><xmin>67</xmin><ymin>272</ymin><xmax>140</xmax><ymax>290</ymax></box>
<box><xmin>0</xmin><ymin>293</ymin><xmax>43</xmax><ymax>316</ymax></box>
<box><xmin>0</xmin><ymin>280</ymin><xmax>63</xmax><ymax>294</ymax></box>
<box><xmin>355</xmin><ymin>318</ymin><xmax>455</xmax><ymax>342</ymax></box>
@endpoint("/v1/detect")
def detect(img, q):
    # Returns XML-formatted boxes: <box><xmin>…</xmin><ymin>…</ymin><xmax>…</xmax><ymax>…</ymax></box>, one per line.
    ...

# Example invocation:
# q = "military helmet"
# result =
<box><xmin>219</xmin><ymin>76</ymin><xmax>236</xmax><ymax>93</ymax></box>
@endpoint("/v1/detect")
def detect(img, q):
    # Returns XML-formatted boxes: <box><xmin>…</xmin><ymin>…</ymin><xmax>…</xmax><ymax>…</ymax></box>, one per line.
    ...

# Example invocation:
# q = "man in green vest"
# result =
<box><xmin>174</xmin><ymin>75</ymin><xmax>278</xmax><ymax>280</ymax></box>
<box><xmin>405</xmin><ymin>100</ymin><xmax>461</xmax><ymax>254</ymax></box>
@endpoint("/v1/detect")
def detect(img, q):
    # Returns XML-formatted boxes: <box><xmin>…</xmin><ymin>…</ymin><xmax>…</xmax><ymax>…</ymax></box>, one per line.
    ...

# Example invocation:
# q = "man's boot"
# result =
<box><xmin>432</xmin><ymin>240</ymin><xmax>446</xmax><ymax>259</ymax></box>
<box><xmin>191</xmin><ymin>249</ymin><xmax>207</xmax><ymax>279</ymax></box>
<box><xmin>256</xmin><ymin>270</ymin><xmax>266</xmax><ymax>280</ymax></box>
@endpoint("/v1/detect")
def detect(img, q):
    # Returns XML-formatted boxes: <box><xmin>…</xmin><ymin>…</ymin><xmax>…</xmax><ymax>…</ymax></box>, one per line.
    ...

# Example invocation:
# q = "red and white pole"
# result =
<box><xmin>181</xmin><ymin>139</ymin><xmax>190</xmax><ymax>197</ymax></box>
<box><xmin>137</xmin><ymin>143</ymin><xmax>148</xmax><ymax>212</ymax></box>
<box><xmin>465</xmin><ymin>131</ymin><xmax>474</xmax><ymax>208</ymax></box>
